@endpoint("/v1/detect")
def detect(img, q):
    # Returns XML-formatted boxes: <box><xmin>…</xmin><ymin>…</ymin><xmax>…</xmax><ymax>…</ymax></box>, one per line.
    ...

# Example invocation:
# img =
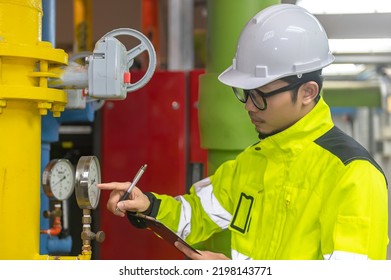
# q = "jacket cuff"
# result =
<box><xmin>126</xmin><ymin>192</ymin><xmax>161</xmax><ymax>228</ymax></box>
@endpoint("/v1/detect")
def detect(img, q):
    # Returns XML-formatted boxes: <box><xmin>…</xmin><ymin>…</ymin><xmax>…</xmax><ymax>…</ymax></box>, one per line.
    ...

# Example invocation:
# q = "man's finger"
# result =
<box><xmin>174</xmin><ymin>241</ymin><xmax>202</xmax><ymax>260</ymax></box>
<box><xmin>97</xmin><ymin>182</ymin><xmax>130</xmax><ymax>191</ymax></box>
<box><xmin>114</xmin><ymin>206</ymin><xmax>126</xmax><ymax>217</ymax></box>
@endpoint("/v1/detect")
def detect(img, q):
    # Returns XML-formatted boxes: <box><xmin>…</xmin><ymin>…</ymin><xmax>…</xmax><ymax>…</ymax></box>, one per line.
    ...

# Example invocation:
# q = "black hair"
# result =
<box><xmin>280</xmin><ymin>70</ymin><xmax>324</xmax><ymax>103</ymax></box>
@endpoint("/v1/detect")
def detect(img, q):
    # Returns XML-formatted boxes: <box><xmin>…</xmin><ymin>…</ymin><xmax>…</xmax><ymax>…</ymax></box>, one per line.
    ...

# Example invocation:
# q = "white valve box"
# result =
<box><xmin>87</xmin><ymin>37</ymin><xmax>129</xmax><ymax>99</ymax></box>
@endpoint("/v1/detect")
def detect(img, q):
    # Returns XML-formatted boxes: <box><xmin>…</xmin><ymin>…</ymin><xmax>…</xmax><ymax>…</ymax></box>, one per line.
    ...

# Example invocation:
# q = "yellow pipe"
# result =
<box><xmin>0</xmin><ymin>0</ymin><xmax>67</xmax><ymax>259</ymax></box>
<box><xmin>73</xmin><ymin>0</ymin><xmax>93</xmax><ymax>52</ymax></box>
<box><xmin>0</xmin><ymin>100</ymin><xmax>41</xmax><ymax>259</ymax></box>
<box><xmin>35</xmin><ymin>253</ymin><xmax>92</xmax><ymax>260</ymax></box>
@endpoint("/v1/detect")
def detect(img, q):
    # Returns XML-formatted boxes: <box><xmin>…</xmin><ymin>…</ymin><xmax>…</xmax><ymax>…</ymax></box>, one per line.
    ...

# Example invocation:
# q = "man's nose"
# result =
<box><xmin>245</xmin><ymin>96</ymin><xmax>258</xmax><ymax>112</ymax></box>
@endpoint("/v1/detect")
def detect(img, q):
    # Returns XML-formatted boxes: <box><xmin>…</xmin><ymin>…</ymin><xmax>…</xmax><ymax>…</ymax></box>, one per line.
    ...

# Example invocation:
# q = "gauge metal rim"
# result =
<box><xmin>75</xmin><ymin>155</ymin><xmax>101</xmax><ymax>209</ymax></box>
<box><xmin>42</xmin><ymin>158</ymin><xmax>75</xmax><ymax>201</ymax></box>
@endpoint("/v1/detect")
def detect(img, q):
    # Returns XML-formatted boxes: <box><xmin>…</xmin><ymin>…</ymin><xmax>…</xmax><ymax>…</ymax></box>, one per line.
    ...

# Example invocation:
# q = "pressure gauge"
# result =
<box><xmin>42</xmin><ymin>159</ymin><xmax>75</xmax><ymax>201</ymax></box>
<box><xmin>75</xmin><ymin>155</ymin><xmax>101</xmax><ymax>209</ymax></box>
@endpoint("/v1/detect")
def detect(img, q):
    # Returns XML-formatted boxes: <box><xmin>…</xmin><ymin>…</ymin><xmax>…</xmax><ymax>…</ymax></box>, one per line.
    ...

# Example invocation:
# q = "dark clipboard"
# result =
<box><xmin>130</xmin><ymin>212</ymin><xmax>201</xmax><ymax>255</ymax></box>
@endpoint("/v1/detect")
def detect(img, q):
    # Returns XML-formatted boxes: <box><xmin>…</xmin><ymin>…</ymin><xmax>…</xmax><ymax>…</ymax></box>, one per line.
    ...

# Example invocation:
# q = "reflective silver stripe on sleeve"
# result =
<box><xmin>174</xmin><ymin>195</ymin><xmax>192</xmax><ymax>240</ymax></box>
<box><xmin>324</xmin><ymin>250</ymin><xmax>369</xmax><ymax>260</ymax></box>
<box><xmin>194</xmin><ymin>177</ymin><xmax>232</xmax><ymax>229</ymax></box>
<box><xmin>231</xmin><ymin>249</ymin><xmax>252</xmax><ymax>260</ymax></box>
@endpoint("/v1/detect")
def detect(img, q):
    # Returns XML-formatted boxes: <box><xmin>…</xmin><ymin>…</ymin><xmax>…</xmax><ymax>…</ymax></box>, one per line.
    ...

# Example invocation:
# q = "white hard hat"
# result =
<box><xmin>218</xmin><ymin>4</ymin><xmax>335</xmax><ymax>89</ymax></box>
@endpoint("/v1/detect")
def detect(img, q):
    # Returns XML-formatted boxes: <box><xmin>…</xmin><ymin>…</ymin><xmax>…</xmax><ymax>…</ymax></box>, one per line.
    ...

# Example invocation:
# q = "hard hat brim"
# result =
<box><xmin>218</xmin><ymin>66</ymin><xmax>279</xmax><ymax>90</ymax></box>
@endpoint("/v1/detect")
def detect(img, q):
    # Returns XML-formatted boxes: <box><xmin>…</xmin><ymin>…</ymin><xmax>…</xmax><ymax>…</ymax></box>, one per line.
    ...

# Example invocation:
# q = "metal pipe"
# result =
<box><xmin>0</xmin><ymin>0</ymin><xmax>68</xmax><ymax>259</ymax></box>
<box><xmin>167</xmin><ymin>0</ymin><xmax>194</xmax><ymax>70</ymax></box>
<box><xmin>40</xmin><ymin>203</ymin><xmax>62</xmax><ymax>236</ymax></box>
<box><xmin>40</xmin><ymin>0</ymin><xmax>65</xmax><ymax>255</ymax></box>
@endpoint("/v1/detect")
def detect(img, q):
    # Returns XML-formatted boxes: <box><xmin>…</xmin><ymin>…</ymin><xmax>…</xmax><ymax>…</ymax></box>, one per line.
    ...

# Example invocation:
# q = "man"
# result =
<box><xmin>98</xmin><ymin>4</ymin><xmax>388</xmax><ymax>260</ymax></box>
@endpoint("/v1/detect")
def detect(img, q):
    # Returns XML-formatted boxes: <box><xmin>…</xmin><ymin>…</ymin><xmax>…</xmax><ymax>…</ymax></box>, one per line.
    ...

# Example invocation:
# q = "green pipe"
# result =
<box><xmin>197</xmin><ymin>0</ymin><xmax>280</xmax><ymax>257</ymax></box>
<box><xmin>323</xmin><ymin>82</ymin><xmax>381</xmax><ymax>107</ymax></box>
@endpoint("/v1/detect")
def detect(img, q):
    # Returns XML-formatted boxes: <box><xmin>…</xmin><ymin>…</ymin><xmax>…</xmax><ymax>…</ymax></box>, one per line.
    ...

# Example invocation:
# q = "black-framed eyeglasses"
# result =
<box><xmin>232</xmin><ymin>80</ymin><xmax>305</xmax><ymax>111</ymax></box>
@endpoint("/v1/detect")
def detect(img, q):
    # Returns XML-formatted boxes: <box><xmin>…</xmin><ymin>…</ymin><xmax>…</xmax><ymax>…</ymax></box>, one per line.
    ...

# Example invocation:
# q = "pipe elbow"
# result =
<box><xmin>40</xmin><ymin>217</ymin><xmax>62</xmax><ymax>236</ymax></box>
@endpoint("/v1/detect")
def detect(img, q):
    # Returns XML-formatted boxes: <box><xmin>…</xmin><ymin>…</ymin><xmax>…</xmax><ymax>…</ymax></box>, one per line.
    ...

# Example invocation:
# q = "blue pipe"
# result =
<box><xmin>40</xmin><ymin>0</ymin><xmax>94</xmax><ymax>254</ymax></box>
<box><xmin>47</xmin><ymin>236</ymin><xmax>73</xmax><ymax>253</ymax></box>
<box><xmin>40</xmin><ymin>0</ymin><xmax>59</xmax><ymax>255</ymax></box>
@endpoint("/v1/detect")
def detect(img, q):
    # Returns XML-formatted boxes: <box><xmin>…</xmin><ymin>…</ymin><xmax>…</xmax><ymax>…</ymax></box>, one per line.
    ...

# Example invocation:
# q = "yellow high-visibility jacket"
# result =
<box><xmin>140</xmin><ymin>98</ymin><xmax>389</xmax><ymax>260</ymax></box>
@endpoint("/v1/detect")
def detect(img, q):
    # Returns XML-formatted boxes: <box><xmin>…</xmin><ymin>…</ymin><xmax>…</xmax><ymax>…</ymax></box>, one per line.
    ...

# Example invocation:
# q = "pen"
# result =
<box><xmin>115</xmin><ymin>164</ymin><xmax>147</xmax><ymax>212</ymax></box>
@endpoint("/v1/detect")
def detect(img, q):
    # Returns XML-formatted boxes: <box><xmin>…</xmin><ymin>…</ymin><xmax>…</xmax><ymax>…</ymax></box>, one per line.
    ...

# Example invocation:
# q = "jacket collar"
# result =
<box><xmin>257</xmin><ymin>97</ymin><xmax>334</xmax><ymax>154</ymax></box>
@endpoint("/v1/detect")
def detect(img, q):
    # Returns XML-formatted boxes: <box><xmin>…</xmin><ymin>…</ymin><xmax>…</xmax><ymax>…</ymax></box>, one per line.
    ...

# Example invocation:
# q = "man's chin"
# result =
<box><xmin>257</xmin><ymin>128</ymin><xmax>281</xmax><ymax>139</ymax></box>
<box><xmin>255</xmin><ymin>126</ymin><xmax>270</xmax><ymax>136</ymax></box>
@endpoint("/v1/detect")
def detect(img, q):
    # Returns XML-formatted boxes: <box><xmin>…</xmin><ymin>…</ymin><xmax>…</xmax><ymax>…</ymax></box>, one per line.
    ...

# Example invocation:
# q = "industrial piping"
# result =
<box><xmin>0</xmin><ymin>0</ymin><xmax>68</xmax><ymax>259</ymax></box>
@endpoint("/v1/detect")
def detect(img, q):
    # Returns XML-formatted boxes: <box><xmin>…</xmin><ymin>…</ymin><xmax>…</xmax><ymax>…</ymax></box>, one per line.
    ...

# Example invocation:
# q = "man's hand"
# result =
<box><xmin>97</xmin><ymin>182</ymin><xmax>150</xmax><ymax>217</ymax></box>
<box><xmin>174</xmin><ymin>241</ymin><xmax>230</xmax><ymax>260</ymax></box>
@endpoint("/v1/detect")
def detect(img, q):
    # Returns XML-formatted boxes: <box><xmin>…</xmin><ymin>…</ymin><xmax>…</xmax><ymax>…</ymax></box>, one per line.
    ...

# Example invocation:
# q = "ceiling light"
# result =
<box><xmin>323</xmin><ymin>64</ymin><xmax>366</xmax><ymax>76</ymax></box>
<box><xmin>296</xmin><ymin>0</ymin><xmax>391</xmax><ymax>14</ymax></box>
<box><xmin>329</xmin><ymin>38</ymin><xmax>391</xmax><ymax>54</ymax></box>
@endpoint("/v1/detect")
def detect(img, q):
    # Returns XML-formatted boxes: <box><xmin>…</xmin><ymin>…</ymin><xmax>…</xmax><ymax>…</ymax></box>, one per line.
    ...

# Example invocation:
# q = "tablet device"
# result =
<box><xmin>130</xmin><ymin>212</ymin><xmax>201</xmax><ymax>255</ymax></box>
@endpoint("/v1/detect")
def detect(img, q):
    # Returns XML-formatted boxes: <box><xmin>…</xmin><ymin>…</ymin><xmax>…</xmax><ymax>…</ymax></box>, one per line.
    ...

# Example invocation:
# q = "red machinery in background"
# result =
<box><xmin>99</xmin><ymin>70</ymin><xmax>207</xmax><ymax>259</ymax></box>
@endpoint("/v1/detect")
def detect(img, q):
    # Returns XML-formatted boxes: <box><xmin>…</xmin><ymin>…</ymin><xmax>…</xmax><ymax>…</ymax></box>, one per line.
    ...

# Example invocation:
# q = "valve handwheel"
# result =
<box><xmin>99</xmin><ymin>28</ymin><xmax>157</xmax><ymax>93</ymax></box>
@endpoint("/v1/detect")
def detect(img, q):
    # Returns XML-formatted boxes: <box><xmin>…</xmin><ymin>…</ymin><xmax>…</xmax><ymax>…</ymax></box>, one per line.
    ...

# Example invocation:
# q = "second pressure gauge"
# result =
<box><xmin>75</xmin><ymin>155</ymin><xmax>101</xmax><ymax>209</ymax></box>
<box><xmin>42</xmin><ymin>159</ymin><xmax>75</xmax><ymax>201</ymax></box>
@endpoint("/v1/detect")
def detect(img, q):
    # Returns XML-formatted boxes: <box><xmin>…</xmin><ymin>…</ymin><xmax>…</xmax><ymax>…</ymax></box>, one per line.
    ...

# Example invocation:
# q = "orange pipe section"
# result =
<box><xmin>142</xmin><ymin>0</ymin><xmax>160</xmax><ymax>68</ymax></box>
<box><xmin>40</xmin><ymin>216</ymin><xmax>62</xmax><ymax>236</ymax></box>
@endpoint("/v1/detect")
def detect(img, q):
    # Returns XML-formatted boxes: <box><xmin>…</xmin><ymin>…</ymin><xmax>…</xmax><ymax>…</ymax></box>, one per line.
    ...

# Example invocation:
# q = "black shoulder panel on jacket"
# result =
<box><xmin>314</xmin><ymin>126</ymin><xmax>385</xmax><ymax>176</ymax></box>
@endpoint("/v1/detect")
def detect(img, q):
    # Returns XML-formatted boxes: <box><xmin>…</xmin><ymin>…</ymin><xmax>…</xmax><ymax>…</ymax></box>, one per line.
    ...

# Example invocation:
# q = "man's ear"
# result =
<box><xmin>300</xmin><ymin>81</ymin><xmax>319</xmax><ymax>105</ymax></box>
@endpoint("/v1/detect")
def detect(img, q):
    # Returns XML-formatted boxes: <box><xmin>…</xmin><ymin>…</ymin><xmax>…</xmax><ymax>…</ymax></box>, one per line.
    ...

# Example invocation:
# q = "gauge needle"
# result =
<box><xmin>53</xmin><ymin>176</ymin><xmax>66</xmax><ymax>186</ymax></box>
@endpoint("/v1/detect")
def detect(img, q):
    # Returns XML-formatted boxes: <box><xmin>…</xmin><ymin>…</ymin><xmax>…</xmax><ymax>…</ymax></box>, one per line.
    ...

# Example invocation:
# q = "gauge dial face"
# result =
<box><xmin>43</xmin><ymin>159</ymin><xmax>75</xmax><ymax>201</ymax></box>
<box><xmin>75</xmin><ymin>156</ymin><xmax>101</xmax><ymax>209</ymax></box>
